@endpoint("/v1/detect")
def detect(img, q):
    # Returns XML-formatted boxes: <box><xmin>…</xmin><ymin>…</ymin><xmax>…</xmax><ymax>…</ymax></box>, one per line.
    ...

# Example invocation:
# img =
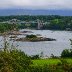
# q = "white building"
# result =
<box><xmin>37</xmin><ymin>19</ymin><xmax>43</xmax><ymax>29</ymax></box>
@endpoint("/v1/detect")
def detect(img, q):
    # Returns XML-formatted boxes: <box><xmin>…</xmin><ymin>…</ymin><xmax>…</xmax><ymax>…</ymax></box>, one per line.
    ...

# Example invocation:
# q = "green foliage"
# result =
<box><xmin>30</xmin><ymin>23</ymin><xmax>37</xmax><ymax>29</ymax></box>
<box><xmin>61</xmin><ymin>49</ymin><xmax>72</xmax><ymax>58</ymax></box>
<box><xmin>32</xmin><ymin>59</ymin><xmax>61</xmax><ymax>66</ymax></box>
<box><xmin>18</xmin><ymin>23</ymin><xmax>27</xmax><ymax>29</ymax></box>
<box><xmin>0</xmin><ymin>49</ymin><xmax>31</xmax><ymax>72</ymax></box>
<box><xmin>26</xmin><ymin>35</ymin><xmax>37</xmax><ymax>39</ymax></box>
<box><xmin>30</xmin><ymin>55</ymin><xmax>40</xmax><ymax>60</ymax></box>
<box><xmin>30</xmin><ymin>58</ymin><xmax>72</xmax><ymax>72</ymax></box>
<box><xmin>0</xmin><ymin>15</ymin><xmax>72</xmax><ymax>30</ymax></box>
<box><xmin>0</xmin><ymin>23</ymin><xmax>18</xmax><ymax>33</ymax></box>
<box><xmin>59</xmin><ymin>59</ymin><xmax>72</xmax><ymax>72</ymax></box>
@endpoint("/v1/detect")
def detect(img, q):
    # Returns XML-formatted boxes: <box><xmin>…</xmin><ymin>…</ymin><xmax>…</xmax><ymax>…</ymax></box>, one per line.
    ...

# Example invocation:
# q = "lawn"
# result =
<box><xmin>32</xmin><ymin>58</ymin><xmax>72</xmax><ymax>66</ymax></box>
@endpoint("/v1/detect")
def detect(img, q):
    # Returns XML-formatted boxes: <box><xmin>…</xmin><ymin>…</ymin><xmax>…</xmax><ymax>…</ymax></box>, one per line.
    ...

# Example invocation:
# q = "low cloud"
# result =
<box><xmin>0</xmin><ymin>0</ymin><xmax>72</xmax><ymax>9</ymax></box>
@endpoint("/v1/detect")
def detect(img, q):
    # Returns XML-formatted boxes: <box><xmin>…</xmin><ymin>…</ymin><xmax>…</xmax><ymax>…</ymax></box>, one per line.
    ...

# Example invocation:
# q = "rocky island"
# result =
<box><xmin>15</xmin><ymin>35</ymin><xmax>56</xmax><ymax>42</ymax></box>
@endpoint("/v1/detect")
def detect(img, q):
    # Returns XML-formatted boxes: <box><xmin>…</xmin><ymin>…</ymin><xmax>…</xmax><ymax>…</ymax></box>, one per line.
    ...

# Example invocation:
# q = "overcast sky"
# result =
<box><xmin>0</xmin><ymin>0</ymin><xmax>72</xmax><ymax>9</ymax></box>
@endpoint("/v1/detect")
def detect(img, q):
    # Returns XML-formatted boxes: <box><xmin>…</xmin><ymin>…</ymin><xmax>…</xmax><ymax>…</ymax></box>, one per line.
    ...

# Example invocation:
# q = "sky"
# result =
<box><xmin>0</xmin><ymin>0</ymin><xmax>72</xmax><ymax>9</ymax></box>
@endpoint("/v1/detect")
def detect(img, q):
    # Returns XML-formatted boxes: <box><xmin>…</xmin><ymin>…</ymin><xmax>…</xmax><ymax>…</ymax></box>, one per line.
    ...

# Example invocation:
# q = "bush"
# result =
<box><xmin>0</xmin><ymin>49</ymin><xmax>31</xmax><ymax>72</ymax></box>
<box><xmin>30</xmin><ymin>55</ymin><xmax>40</xmax><ymax>60</ymax></box>
<box><xmin>61</xmin><ymin>49</ymin><xmax>72</xmax><ymax>58</ymax></box>
<box><xmin>26</xmin><ymin>35</ymin><xmax>37</xmax><ymax>39</ymax></box>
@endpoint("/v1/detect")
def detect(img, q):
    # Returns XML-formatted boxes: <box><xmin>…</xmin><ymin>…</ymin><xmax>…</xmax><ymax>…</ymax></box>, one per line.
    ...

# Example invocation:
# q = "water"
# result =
<box><xmin>0</xmin><ymin>29</ymin><xmax>72</xmax><ymax>57</ymax></box>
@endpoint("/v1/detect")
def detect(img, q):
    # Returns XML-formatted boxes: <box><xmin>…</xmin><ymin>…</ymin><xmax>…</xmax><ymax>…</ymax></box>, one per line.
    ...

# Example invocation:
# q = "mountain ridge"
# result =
<box><xmin>0</xmin><ymin>9</ymin><xmax>72</xmax><ymax>16</ymax></box>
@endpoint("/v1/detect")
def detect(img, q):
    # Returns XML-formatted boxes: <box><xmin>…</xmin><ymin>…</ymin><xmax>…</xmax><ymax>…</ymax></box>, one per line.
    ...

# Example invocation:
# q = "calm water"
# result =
<box><xmin>0</xmin><ymin>29</ymin><xmax>72</xmax><ymax>57</ymax></box>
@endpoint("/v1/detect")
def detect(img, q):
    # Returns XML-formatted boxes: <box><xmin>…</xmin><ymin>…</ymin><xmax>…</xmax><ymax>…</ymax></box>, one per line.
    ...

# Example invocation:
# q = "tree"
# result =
<box><xmin>61</xmin><ymin>49</ymin><xmax>70</xmax><ymax>58</ymax></box>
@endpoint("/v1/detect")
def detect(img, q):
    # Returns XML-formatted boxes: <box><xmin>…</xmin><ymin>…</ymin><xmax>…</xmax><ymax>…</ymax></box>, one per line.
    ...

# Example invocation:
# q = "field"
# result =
<box><xmin>32</xmin><ymin>58</ymin><xmax>72</xmax><ymax>66</ymax></box>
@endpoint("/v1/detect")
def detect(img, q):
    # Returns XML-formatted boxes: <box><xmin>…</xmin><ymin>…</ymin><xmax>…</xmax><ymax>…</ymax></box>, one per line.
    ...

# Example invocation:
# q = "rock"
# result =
<box><xmin>9</xmin><ymin>35</ymin><xmax>17</xmax><ymax>38</ymax></box>
<box><xmin>15</xmin><ymin>37</ymin><xmax>56</xmax><ymax>42</ymax></box>
<box><xmin>21</xmin><ymin>31</ymin><xmax>33</xmax><ymax>33</ymax></box>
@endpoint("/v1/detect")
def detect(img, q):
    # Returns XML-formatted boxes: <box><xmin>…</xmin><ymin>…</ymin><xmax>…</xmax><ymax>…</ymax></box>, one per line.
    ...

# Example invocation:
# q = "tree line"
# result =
<box><xmin>0</xmin><ymin>15</ymin><xmax>72</xmax><ymax>30</ymax></box>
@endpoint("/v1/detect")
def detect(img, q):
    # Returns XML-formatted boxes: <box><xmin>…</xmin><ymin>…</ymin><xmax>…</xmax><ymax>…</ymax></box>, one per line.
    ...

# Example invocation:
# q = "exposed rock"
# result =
<box><xmin>8</xmin><ymin>31</ymin><xmax>22</xmax><ymax>35</ymax></box>
<box><xmin>15</xmin><ymin>37</ymin><xmax>56</xmax><ymax>42</ymax></box>
<box><xmin>21</xmin><ymin>31</ymin><xmax>33</xmax><ymax>33</ymax></box>
<box><xmin>9</xmin><ymin>35</ymin><xmax>17</xmax><ymax>38</ymax></box>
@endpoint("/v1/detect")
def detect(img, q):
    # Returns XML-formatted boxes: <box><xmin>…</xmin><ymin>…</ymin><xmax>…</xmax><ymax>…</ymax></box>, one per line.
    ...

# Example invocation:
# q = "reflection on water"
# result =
<box><xmin>0</xmin><ymin>29</ymin><xmax>72</xmax><ymax>57</ymax></box>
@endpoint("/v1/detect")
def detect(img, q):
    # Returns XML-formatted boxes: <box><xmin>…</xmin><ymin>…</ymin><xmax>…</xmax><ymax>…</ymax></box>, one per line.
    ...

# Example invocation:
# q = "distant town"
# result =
<box><xmin>1</xmin><ymin>18</ymin><xmax>49</xmax><ymax>30</ymax></box>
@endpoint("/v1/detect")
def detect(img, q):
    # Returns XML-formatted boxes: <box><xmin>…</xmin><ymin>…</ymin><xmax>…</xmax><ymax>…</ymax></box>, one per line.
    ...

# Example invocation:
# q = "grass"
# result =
<box><xmin>32</xmin><ymin>58</ymin><xmax>72</xmax><ymax>66</ymax></box>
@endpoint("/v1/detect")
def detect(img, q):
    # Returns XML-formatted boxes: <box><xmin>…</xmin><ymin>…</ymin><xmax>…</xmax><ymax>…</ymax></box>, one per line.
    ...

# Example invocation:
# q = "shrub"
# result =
<box><xmin>61</xmin><ymin>49</ymin><xmax>72</xmax><ymax>58</ymax></box>
<box><xmin>0</xmin><ymin>49</ymin><xmax>31</xmax><ymax>72</ymax></box>
<box><xmin>26</xmin><ymin>35</ymin><xmax>37</xmax><ymax>39</ymax></box>
<box><xmin>30</xmin><ymin>55</ymin><xmax>40</xmax><ymax>60</ymax></box>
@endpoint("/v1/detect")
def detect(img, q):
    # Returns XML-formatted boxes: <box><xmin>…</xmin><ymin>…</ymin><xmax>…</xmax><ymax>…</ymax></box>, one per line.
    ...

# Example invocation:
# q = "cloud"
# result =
<box><xmin>0</xmin><ymin>0</ymin><xmax>72</xmax><ymax>9</ymax></box>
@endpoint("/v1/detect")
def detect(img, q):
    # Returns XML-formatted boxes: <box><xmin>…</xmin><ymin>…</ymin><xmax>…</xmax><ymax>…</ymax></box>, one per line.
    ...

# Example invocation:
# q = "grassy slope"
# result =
<box><xmin>32</xmin><ymin>59</ymin><xmax>72</xmax><ymax>66</ymax></box>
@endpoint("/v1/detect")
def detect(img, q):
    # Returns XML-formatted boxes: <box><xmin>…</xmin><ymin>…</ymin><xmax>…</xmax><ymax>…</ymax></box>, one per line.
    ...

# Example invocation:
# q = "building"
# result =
<box><xmin>37</xmin><ymin>19</ymin><xmax>43</xmax><ymax>29</ymax></box>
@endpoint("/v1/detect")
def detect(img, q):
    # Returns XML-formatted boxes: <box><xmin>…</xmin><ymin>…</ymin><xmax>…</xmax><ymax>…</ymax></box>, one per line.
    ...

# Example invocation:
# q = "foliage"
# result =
<box><xmin>0</xmin><ymin>48</ymin><xmax>31</xmax><ymax>72</ymax></box>
<box><xmin>0</xmin><ymin>15</ymin><xmax>72</xmax><ymax>30</ymax></box>
<box><xmin>30</xmin><ymin>55</ymin><xmax>40</xmax><ymax>60</ymax></box>
<box><xmin>30</xmin><ymin>58</ymin><xmax>72</xmax><ymax>72</ymax></box>
<box><xmin>26</xmin><ymin>35</ymin><xmax>37</xmax><ymax>39</ymax></box>
<box><xmin>0</xmin><ymin>23</ymin><xmax>18</xmax><ymax>33</ymax></box>
<box><xmin>32</xmin><ymin>59</ymin><xmax>61</xmax><ymax>66</ymax></box>
<box><xmin>61</xmin><ymin>49</ymin><xmax>72</xmax><ymax>58</ymax></box>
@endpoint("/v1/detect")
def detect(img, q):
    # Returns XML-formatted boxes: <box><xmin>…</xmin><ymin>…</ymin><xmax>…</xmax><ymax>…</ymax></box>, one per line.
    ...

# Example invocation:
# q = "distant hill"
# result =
<box><xmin>0</xmin><ymin>9</ymin><xmax>72</xmax><ymax>16</ymax></box>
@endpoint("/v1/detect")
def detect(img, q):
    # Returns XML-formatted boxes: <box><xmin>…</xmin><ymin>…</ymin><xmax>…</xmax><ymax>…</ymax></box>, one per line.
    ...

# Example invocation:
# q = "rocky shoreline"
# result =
<box><xmin>15</xmin><ymin>37</ymin><xmax>56</xmax><ymax>42</ymax></box>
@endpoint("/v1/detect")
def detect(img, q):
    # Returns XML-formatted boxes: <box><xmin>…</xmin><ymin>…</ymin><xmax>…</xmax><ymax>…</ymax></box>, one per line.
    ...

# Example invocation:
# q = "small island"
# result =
<box><xmin>15</xmin><ymin>34</ymin><xmax>56</xmax><ymax>42</ymax></box>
